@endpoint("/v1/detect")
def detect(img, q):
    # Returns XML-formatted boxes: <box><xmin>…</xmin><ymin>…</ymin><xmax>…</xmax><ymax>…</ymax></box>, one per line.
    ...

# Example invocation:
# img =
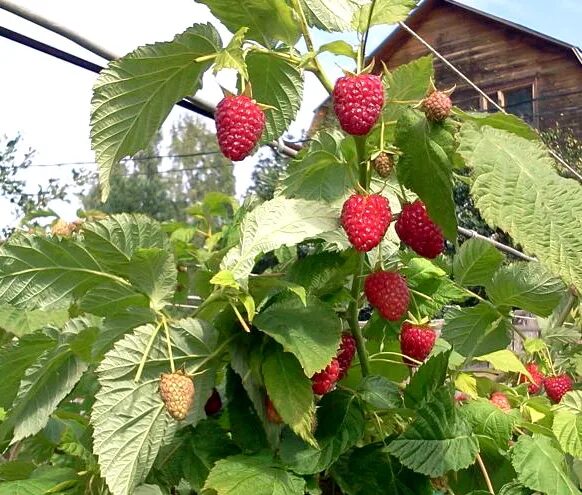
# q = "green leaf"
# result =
<box><xmin>79</xmin><ymin>282</ymin><xmax>149</xmax><ymax>316</ymax></box>
<box><xmin>92</xmin><ymin>318</ymin><xmax>218</xmax><ymax>495</ymax></box>
<box><xmin>254</xmin><ymin>297</ymin><xmax>342</xmax><ymax>376</ymax></box>
<box><xmin>453</xmin><ymin>109</ymin><xmax>538</xmax><ymax>140</ymax></box>
<box><xmin>210</xmin><ymin>270</ymin><xmax>240</xmax><ymax>289</ymax></box>
<box><xmin>458</xmin><ymin>125</ymin><xmax>582</xmax><ymax>294</ymax></box>
<box><xmin>0</xmin><ymin>334</ymin><xmax>55</xmax><ymax>409</ymax></box>
<box><xmin>301</xmin><ymin>0</ymin><xmax>360</xmax><ymax>32</ymax></box>
<box><xmin>318</xmin><ymin>40</ymin><xmax>357</xmax><ymax>60</ymax></box>
<box><xmin>388</xmin><ymin>388</ymin><xmax>479</xmax><ymax>476</ymax></box>
<box><xmin>133</xmin><ymin>486</ymin><xmax>164</xmax><ymax>495</ymax></box>
<box><xmin>221</xmin><ymin>198</ymin><xmax>339</xmax><ymax>285</ymax></box>
<box><xmin>0</xmin><ymin>305</ymin><xmax>68</xmax><ymax>337</ymax></box>
<box><xmin>460</xmin><ymin>399</ymin><xmax>516</xmax><ymax>450</ymax></box>
<box><xmin>498</xmin><ymin>481</ymin><xmax>533</xmax><ymax>495</ymax></box>
<box><xmin>0</xmin><ymin>461</ymin><xmax>36</xmax><ymax>481</ymax></box>
<box><xmin>475</xmin><ymin>350</ymin><xmax>531</xmax><ymax>377</ymax></box>
<box><xmin>226</xmin><ymin>366</ymin><xmax>269</xmax><ymax>453</ymax></box>
<box><xmin>404</xmin><ymin>351</ymin><xmax>450</xmax><ymax>407</ymax></box>
<box><xmin>553</xmin><ymin>391</ymin><xmax>582</xmax><ymax>458</ymax></box>
<box><xmin>280</xmin><ymin>390</ymin><xmax>365</xmax><ymax>475</ymax></box>
<box><xmin>83</xmin><ymin>214</ymin><xmax>169</xmax><ymax>276</ymax></box>
<box><xmin>383</xmin><ymin>56</ymin><xmax>434</xmax><ymax>123</ymax></box>
<box><xmin>213</xmin><ymin>27</ymin><xmax>248</xmax><ymax>78</ymax></box>
<box><xmin>0</xmin><ymin>466</ymin><xmax>79</xmax><ymax>495</ymax></box>
<box><xmin>356</xmin><ymin>0</ymin><xmax>417</xmax><ymax>30</ymax></box>
<box><xmin>395</xmin><ymin>108</ymin><xmax>457</xmax><ymax>240</ymax></box>
<box><xmin>331</xmin><ymin>444</ymin><xmax>433</xmax><ymax>495</ymax></box>
<box><xmin>442</xmin><ymin>304</ymin><xmax>511</xmax><ymax>358</ymax></box>
<box><xmin>357</xmin><ymin>375</ymin><xmax>402</xmax><ymax>409</ymax></box>
<box><xmin>128</xmin><ymin>248</ymin><xmax>177</xmax><ymax>310</ymax></box>
<box><xmin>487</xmin><ymin>263</ymin><xmax>565</xmax><ymax>317</ymax></box>
<box><xmin>0</xmin><ymin>233</ymin><xmax>128</xmax><ymax>310</ymax></box>
<box><xmin>453</xmin><ymin>238</ymin><xmax>504</xmax><ymax>287</ymax></box>
<box><xmin>512</xmin><ymin>434</ymin><xmax>579</xmax><ymax>495</ymax></box>
<box><xmin>1</xmin><ymin>318</ymin><xmax>92</xmax><ymax>444</ymax></box>
<box><xmin>204</xmin><ymin>453</ymin><xmax>306</xmax><ymax>495</ymax></box>
<box><xmin>246</xmin><ymin>51</ymin><xmax>303</xmax><ymax>143</ymax></box>
<box><xmin>262</xmin><ymin>349</ymin><xmax>316</xmax><ymax>446</ymax></box>
<box><xmin>91</xmin><ymin>24</ymin><xmax>221</xmax><ymax>201</ymax></box>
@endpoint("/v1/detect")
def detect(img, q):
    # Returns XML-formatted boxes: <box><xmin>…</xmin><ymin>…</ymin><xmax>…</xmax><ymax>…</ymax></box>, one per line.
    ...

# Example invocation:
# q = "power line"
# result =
<box><xmin>26</xmin><ymin>151</ymin><xmax>222</xmax><ymax>168</ymax></box>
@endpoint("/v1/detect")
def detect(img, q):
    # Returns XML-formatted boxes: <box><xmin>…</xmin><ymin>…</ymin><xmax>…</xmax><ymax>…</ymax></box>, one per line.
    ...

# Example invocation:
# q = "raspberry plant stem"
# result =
<box><xmin>347</xmin><ymin>135</ymin><xmax>372</xmax><ymax>377</ymax></box>
<box><xmin>162</xmin><ymin>316</ymin><xmax>176</xmax><ymax>374</ymax></box>
<box><xmin>135</xmin><ymin>321</ymin><xmax>163</xmax><ymax>383</ymax></box>
<box><xmin>476</xmin><ymin>453</ymin><xmax>494</xmax><ymax>494</ymax></box>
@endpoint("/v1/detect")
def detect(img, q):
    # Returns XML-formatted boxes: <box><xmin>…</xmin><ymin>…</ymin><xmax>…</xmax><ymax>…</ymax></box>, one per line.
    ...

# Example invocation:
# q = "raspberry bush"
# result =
<box><xmin>0</xmin><ymin>2</ymin><xmax>581</xmax><ymax>495</ymax></box>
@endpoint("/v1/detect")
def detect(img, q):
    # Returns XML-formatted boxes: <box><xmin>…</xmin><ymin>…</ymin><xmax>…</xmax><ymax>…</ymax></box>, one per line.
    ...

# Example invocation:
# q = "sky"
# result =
<box><xmin>0</xmin><ymin>0</ymin><xmax>581</xmax><ymax>229</ymax></box>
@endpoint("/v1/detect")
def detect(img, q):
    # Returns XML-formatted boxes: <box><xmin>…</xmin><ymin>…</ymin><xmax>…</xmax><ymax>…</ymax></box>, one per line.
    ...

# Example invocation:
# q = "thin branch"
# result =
<box><xmin>458</xmin><ymin>226</ymin><xmax>537</xmax><ymax>262</ymax></box>
<box><xmin>398</xmin><ymin>20</ymin><xmax>582</xmax><ymax>184</ymax></box>
<box><xmin>361</xmin><ymin>0</ymin><xmax>379</xmax><ymax>64</ymax></box>
<box><xmin>476</xmin><ymin>453</ymin><xmax>495</xmax><ymax>494</ymax></box>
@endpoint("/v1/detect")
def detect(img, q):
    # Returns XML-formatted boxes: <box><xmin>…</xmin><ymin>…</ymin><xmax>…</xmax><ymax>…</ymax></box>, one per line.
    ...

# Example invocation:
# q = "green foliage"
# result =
<box><xmin>453</xmin><ymin>237</ymin><xmax>504</xmax><ymax>287</ymax></box>
<box><xmin>458</xmin><ymin>124</ymin><xmax>582</xmax><ymax>293</ymax></box>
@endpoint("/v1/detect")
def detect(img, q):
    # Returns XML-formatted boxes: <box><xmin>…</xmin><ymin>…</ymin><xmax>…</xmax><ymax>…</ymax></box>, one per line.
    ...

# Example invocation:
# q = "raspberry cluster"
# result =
<box><xmin>364</xmin><ymin>271</ymin><xmax>410</xmax><ymax>321</ymax></box>
<box><xmin>396</xmin><ymin>200</ymin><xmax>445</xmax><ymax>259</ymax></box>
<box><xmin>489</xmin><ymin>392</ymin><xmax>511</xmax><ymax>412</ymax></box>
<box><xmin>544</xmin><ymin>374</ymin><xmax>572</xmax><ymax>403</ymax></box>
<box><xmin>422</xmin><ymin>90</ymin><xmax>452</xmax><ymax>122</ymax></box>
<box><xmin>159</xmin><ymin>371</ymin><xmax>194</xmax><ymax>421</ymax></box>
<box><xmin>341</xmin><ymin>194</ymin><xmax>392</xmax><ymax>252</ymax></box>
<box><xmin>400</xmin><ymin>322</ymin><xmax>436</xmax><ymax>366</ymax></box>
<box><xmin>311</xmin><ymin>333</ymin><xmax>358</xmax><ymax>395</ymax></box>
<box><xmin>518</xmin><ymin>363</ymin><xmax>544</xmax><ymax>394</ymax></box>
<box><xmin>333</xmin><ymin>74</ymin><xmax>384</xmax><ymax>135</ymax></box>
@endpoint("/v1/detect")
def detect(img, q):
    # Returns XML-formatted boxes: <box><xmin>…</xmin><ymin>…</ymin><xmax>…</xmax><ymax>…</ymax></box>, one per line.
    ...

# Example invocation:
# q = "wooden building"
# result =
<box><xmin>315</xmin><ymin>0</ymin><xmax>582</xmax><ymax>137</ymax></box>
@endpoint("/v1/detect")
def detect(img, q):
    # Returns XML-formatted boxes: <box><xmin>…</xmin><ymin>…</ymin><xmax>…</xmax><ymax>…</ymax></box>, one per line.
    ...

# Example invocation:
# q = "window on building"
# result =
<box><xmin>502</xmin><ymin>86</ymin><xmax>534</xmax><ymax>123</ymax></box>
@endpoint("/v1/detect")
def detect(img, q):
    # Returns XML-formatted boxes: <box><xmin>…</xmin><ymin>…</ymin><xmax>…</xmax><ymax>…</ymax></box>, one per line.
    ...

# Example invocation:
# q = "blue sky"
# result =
<box><xmin>0</xmin><ymin>0</ymin><xmax>580</xmax><ymax>229</ymax></box>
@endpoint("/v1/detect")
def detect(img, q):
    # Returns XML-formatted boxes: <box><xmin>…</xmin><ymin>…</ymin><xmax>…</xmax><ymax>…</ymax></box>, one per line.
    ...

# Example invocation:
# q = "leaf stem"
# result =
<box><xmin>230</xmin><ymin>302</ymin><xmax>251</xmax><ymax>333</ymax></box>
<box><xmin>476</xmin><ymin>453</ymin><xmax>494</xmax><ymax>494</ymax></box>
<box><xmin>135</xmin><ymin>321</ymin><xmax>163</xmax><ymax>382</ymax></box>
<box><xmin>162</xmin><ymin>315</ymin><xmax>175</xmax><ymax>373</ymax></box>
<box><xmin>360</xmin><ymin>0</ymin><xmax>378</xmax><ymax>64</ymax></box>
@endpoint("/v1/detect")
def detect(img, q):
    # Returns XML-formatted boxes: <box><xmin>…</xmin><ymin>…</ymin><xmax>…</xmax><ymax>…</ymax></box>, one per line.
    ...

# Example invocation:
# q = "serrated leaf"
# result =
<box><xmin>355</xmin><ymin>0</ymin><xmax>417</xmax><ymax>30</ymax></box>
<box><xmin>210</xmin><ymin>270</ymin><xmax>240</xmax><ymax>289</ymax></box>
<box><xmin>460</xmin><ymin>399</ymin><xmax>516</xmax><ymax>450</ymax></box>
<box><xmin>487</xmin><ymin>263</ymin><xmax>565</xmax><ymax>317</ymax></box>
<box><xmin>0</xmin><ymin>334</ymin><xmax>55</xmax><ymax>410</ymax></box>
<box><xmin>475</xmin><ymin>350</ymin><xmax>531</xmax><ymax>378</ymax></box>
<box><xmin>204</xmin><ymin>453</ymin><xmax>306</xmax><ymax>495</ymax></box>
<box><xmin>92</xmin><ymin>318</ymin><xmax>218</xmax><ymax>495</ymax></box>
<box><xmin>442</xmin><ymin>304</ymin><xmax>511</xmax><ymax>358</ymax></box>
<box><xmin>262</xmin><ymin>349</ymin><xmax>316</xmax><ymax>445</ymax></box>
<box><xmin>383</xmin><ymin>56</ymin><xmax>434</xmax><ymax>123</ymax></box>
<box><xmin>317</xmin><ymin>40</ymin><xmax>357</xmax><ymax>60</ymax></box>
<box><xmin>246</xmin><ymin>52</ymin><xmax>303</xmax><ymax>143</ymax></box>
<box><xmin>0</xmin><ymin>305</ymin><xmax>68</xmax><ymax>337</ymax></box>
<box><xmin>80</xmin><ymin>282</ymin><xmax>149</xmax><ymax>316</ymax></box>
<box><xmin>454</xmin><ymin>109</ymin><xmax>538</xmax><ymax>140</ymax></box>
<box><xmin>458</xmin><ymin>125</ymin><xmax>582</xmax><ymax>294</ymax></box>
<box><xmin>280</xmin><ymin>390</ymin><xmax>365</xmax><ymax>475</ymax></box>
<box><xmin>512</xmin><ymin>434</ymin><xmax>579</xmax><ymax>495</ymax></box>
<box><xmin>254</xmin><ymin>297</ymin><xmax>342</xmax><ymax>376</ymax></box>
<box><xmin>332</xmin><ymin>444</ymin><xmax>432</xmax><ymax>495</ymax></box>
<box><xmin>404</xmin><ymin>351</ymin><xmax>450</xmax><ymax>407</ymax></box>
<box><xmin>91</xmin><ymin>24</ymin><xmax>222</xmax><ymax>200</ymax></box>
<box><xmin>357</xmin><ymin>375</ymin><xmax>402</xmax><ymax>409</ymax></box>
<box><xmin>128</xmin><ymin>248</ymin><xmax>177</xmax><ymax>310</ymax></box>
<box><xmin>553</xmin><ymin>391</ymin><xmax>582</xmax><ymax>458</ymax></box>
<box><xmin>388</xmin><ymin>388</ymin><xmax>479</xmax><ymax>476</ymax></box>
<box><xmin>453</xmin><ymin>238</ymin><xmax>504</xmax><ymax>287</ymax></box>
<box><xmin>213</xmin><ymin>27</ymin><xmax>248</xmax><ymax>78</ymax></box>
<box><xmin>221</xmin><ymin>197</ymin><xmax>339</xmax><ymax>285</ymax></box>
<box><xmin>395</xmin><ymin>108</ymin><xmax>457</xmax><ymax>240</ymax></box>
<box><xmin>301</xmin><ymin>0</ymin><xmax>362</xmax><ymax>32</ymax></box>
<box><xmin>0</xmin><ymin>233</ymin><xmax>128</xmax><ymax>310</ymax></box>
<box><xmin>498</xmin><ymin>481</ymin><xmax>532</xmax><ymax>495</ymax></box>
<box><xmin>82</xmin><ymin>214</ymin><xmax>169</xmax><ymax>276</ymax></box>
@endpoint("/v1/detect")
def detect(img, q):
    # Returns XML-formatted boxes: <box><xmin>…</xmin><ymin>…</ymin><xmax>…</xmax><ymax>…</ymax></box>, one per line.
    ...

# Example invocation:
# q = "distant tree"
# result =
<box><xmin>248</xmin><ymin>149</ymin><xmax>289</xmax><ymax>200</ymax></box>
<box><xmin>0</xmin><ymin>134</ymin><xmax>68</xmax><ymax>237</ymax></box>
<box><xmin>540</xmin><ymin>125</ymin><xmax>582</xmax><ymax>179</ymax></box>
<box><xmin>168</xmin><ymin>115</ymin><xmax>235</xmax><ymax>205</ymax></box>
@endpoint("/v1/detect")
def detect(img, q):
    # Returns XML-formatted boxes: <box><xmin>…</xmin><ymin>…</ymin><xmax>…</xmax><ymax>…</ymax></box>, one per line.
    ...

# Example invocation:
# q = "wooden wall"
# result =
<box><xmin>373</xmin><ymin>2</ymin><xmax>582</xmax><ymax>137</ymax></box>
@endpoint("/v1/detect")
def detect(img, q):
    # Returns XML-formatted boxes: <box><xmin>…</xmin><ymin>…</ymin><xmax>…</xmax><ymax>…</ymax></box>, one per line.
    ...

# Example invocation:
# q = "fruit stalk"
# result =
<box><xmin>348</xmin><ymin>136</ymin><xmax>372</xmax><ymax>377</ymax></box>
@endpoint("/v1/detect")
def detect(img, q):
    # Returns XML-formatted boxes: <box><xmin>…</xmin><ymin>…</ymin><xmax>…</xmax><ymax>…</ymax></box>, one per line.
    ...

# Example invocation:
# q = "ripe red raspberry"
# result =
<box><xmin>215</xmin><ymin>95</ymin><xmax>265</xmax><ymax>161</ymax></box>
<box><xmin>337</xmin><ymin>333</ymin><xmax>357</xmax><ymax>379</ymax></box>
<box><xmin>204</xmin><ymin>388</ymin><xmax>222</xmax><ymax>416</ymax></box>
<box><xmin>544</xmin><ymin>374</ymin><xmax>573</xmax><ymax>403</ymax></box>
<box><xmin>311</xmin><ymin>358</ymin><xmax>340</xmax><ymax>395</ymax></box>
<box><xmin>333</xmin><ymin>74</ymin><xmax>384</xmax><ymax>135</ymax></box>
<box><xmin>341</xmin><ymin>194</ymin><xmax>392</xmax><ymax>252</ymax></box>
<box><xmin>400</xmin><ymin>322</ymin><xmax>436</xmax><ymax>365</ymax></box>
<box><xmin>489</xmin><ymin>392</ymin><xmax>511</xmax><ymax>412</ymax></box>
<box><xmin>395</xmin><ymin>200</ymin><xmax>444</xmax><ymax>259</ymax></box>
<box><xmin>265</xmin><ymin>396</ymin><xmax>283</xmax><ymax>424</ymax></box>
<box><xmin>518</xmin><ymin>363</ymin><xmax>544</xmax><ymax>394</ymax></box>
<box><xmin>422</xmin><ymin>90</ymin><xmax>452</xmax><ymax>122</ymax></box>
<box><xmin>364</xmin><ymin>271</ymin><xmax>410</xmax><ymax>321</ymax></box>
<box><xmin>373</xmin><ymin>152</ymin><xmax>394</xmax><ymax>178</ymax></box>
